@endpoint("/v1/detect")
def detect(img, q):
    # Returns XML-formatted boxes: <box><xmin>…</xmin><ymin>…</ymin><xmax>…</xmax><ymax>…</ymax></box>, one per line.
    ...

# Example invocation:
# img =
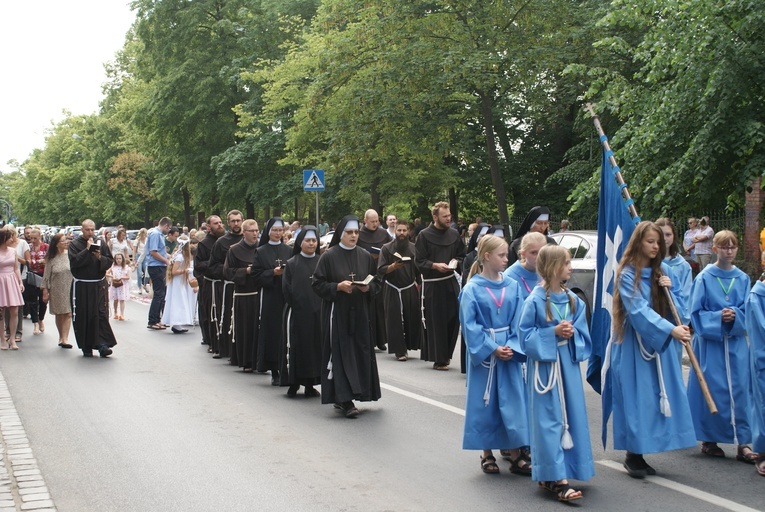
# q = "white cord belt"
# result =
<box><xmin>219</xmin><ymin>280</ymin><xmax>234</xmax><ymax>332</ymax></box>
<box><xmin>722</xmin><ymin>333</ymin><xmax>739</xmax><ymax>445</ymax></box>
<box><xmin>285</xmin><ymin>307</ymin><xmax>292</xmax><ymax>371</ymax></box>
<box><xmin>71</xmin><ymin>277</ymin><xmax>104</xmax><ymax>321</ymax></box>
<box><xmin>385</xmin><ymin>280</ymin><xmax>416</xmax><ymax>334</ymax></box>
<box><xmin>420</xmin><ymin>273</ymin><xmax>456</xmax><ymax>328</ymax></box>
<box><xmin>533</xmin><ymin>339</ymin><xmax>574</xmax><ymax>449</ymax></box>
<box><xmin>204</xmin><ymin>277</ymin><xmax>222</xmax><ymax>336</ymax></box>
<box><xmin>480</xmin><ymin>326</ymin><xmax>510</xmax><ymax>407</ymax></box>
<box><xmin>228</xmin><ymin>290</ymin><xmax>259</xmax><ymax>344</ymax></box>
<box><xmin>636</xmin><ymin>332</ymin><xmax>672</xmax><ymax>417</ymax></box>
<box><xmin>327</xmin><ymin>303</ymin><xmax>335</xmax><ymax>380</ymax></box>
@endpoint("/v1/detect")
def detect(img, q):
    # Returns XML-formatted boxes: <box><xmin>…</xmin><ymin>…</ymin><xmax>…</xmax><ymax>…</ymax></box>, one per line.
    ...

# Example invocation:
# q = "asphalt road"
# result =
<box><xmin>0</xmin><ymin>299</ymin><xmax>762</xmax><ymax>512</ymax></box>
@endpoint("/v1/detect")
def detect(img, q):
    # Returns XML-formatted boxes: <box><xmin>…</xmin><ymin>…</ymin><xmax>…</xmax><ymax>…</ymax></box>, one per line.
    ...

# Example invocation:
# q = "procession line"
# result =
<box><xmin>597</xmin><ymin>460</ymin><xmax>760</xmax><ymax>512</ymax></box>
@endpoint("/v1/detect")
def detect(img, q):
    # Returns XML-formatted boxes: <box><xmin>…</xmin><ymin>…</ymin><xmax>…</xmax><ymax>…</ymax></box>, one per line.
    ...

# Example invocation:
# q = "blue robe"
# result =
<box><xmin>745</xmin><ymin>280</ymin><xmax>765</xmax><ymax>454</ymax></box>
<box><xmin>603</xmin><ymin>263</ymin><xmax>696</xmax><ymax>454</ymax></box>
<box><xmin>664</xmin><ymin>255</ymin><xmax>692</xmax><ymax>325</ymax></box>
<box><xmin>519</xmin><ymin>287</ymin><xmax>594</xmax><ymax>482</ymax></box>
<box><xmin>459</xmin><ymin>274</ymin><xmax>528</xmax><ymax>450</ymax></box>
<box><xmin>503</xmin><ymin>261</ymin><xmax>539</xmax><ymax>301</ymax></box>
<box><xmin>688</xmin><ymin>264</ymin><xmax>752</xmax><ymax>444</ymax></box>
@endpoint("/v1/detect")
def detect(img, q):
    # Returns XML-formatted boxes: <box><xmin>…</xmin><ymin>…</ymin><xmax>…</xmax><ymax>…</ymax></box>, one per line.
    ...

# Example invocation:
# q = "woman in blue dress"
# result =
<box><xmin>459</xmin><ymin>235</ymin><xmax>530</xmax><ymax>476</ymax></box>
<box><xmin>655</xmin><ymin>218</ymin><xmax>692</xmax><ymax>325</ymax></box>
<box><xmin>688</xmin><ymin>230</ymin><xmax>756</xmax><ymax>463</ymax></box>
<box><xmin>603</xmin><ymin>221</ymin><xmax>695</xmax><ymax>478</ymax></box>
<box><xmin>503</xmin><ymin>231</ymin><xmax>546</xmax><ymax>300</ymax></box>
<box><xmin>745</xmin><ymin>273</ymin><xmax>765</xmax><ymax>476</ymax></box>
<box><xmin>519</xmin><ymin>244</ymin><xmax>593</xmax><ymax>501</ymax></box>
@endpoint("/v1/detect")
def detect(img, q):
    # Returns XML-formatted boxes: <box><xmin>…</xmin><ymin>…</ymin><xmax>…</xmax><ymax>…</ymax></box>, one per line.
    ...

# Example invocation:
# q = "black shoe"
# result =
<box><xmin>304</xmin><ymin>387</ymin><xmax>320</xmax><ymax>398</ymax></box>
<box><xmin>98</xmin><ymin>345</ymin><xmax>113</xmax><ymax>358</ymax></box>
<box><xmin>212</xmin><ymin>353</ymin><xmax>221</xmax><ymax>359</ymax></box>
<box><xmin>376</xmin><ymin>343</ymin><xmax>387</xmax><ymax>351</ymax></box>
<box><xmin>287</xmin><ymin>385</ymin><xmax>299</xmax><ymax>398</ymax></box>
<box><xmin>344</xmin><ymin>401</ymin><xmax>359</xmax><ymax>418</ymax></box>
<box><xmin>171</xmin><ymin>327</ymin><xmax>188</xmax><ymax>334</ymax></box>
<box><xmin>201</xmin><ymin>340</ymin><xmax>208</xmax><ymax>345</ymax></box>
<box><xmin>271</xmin><ymin>370</ymin><xmax>280</xmax><ymax>386</ymax></box>
<box><xmin>82</xmin><ymin>350</ymin><xmax>93</xmax><ymax>358</ymax></box>
<box><xmin>624</xmin><ymin>453</ymin><xmax>647</xmax><ymax>478</ymax></box>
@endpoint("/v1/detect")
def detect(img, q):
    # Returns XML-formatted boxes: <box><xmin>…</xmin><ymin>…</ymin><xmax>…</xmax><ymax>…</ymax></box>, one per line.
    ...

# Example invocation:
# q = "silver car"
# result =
<box><xmin>550</xmin><ymin>230</ymin><xmax>597</xmax><ymax>324</ymax></box>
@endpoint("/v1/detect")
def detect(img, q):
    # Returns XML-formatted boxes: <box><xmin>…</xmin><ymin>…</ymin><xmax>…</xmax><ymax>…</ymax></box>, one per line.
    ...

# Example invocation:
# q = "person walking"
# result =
<box><xmin>3</xmin><ymin>225</ymin><xmax>28</xmax><ymax>344</ymax></box>
<box><xmin>133</xmin><ymin>228</ymin><xmax>149</xmax><ymax>293</ymax></box>
<box><xmin>693</xmin><ymin>216</ymin><xmax>714</xmax><ymax>270</ymax></box>
<box><xmin>162</xmin><ymin>240</ymin><xmax>197</xmax><ymax>334</ymax></box>
<box><xmin>0</xmin><ymin>229</ymin><xmax>24</xmax><ymax>350</ymax></box>
<box><xmin>146</xmin><ymin>217</ymin><xmax>172</xmax><ymax>330</ymax></box>
<box><xmin>107</xmin><ymin>253</ymin><xmax>130</xmax><ymax>321</ymax></box>
<box><xmin>40</xmin><ymin>233</ymin><xmax>73</xmax><ymax>348</ymax></box>
<box><xmin>25</xmin><ymin>227</ymin><xmax>48</xmax><ymax>335</ymax></box>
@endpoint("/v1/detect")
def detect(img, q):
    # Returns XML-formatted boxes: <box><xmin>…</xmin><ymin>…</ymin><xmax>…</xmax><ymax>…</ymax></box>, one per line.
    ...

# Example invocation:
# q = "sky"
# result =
<box><xmin>0</xmin><ymin>1</ymin><xmax>137</xmax><ymax>174</ymax></box>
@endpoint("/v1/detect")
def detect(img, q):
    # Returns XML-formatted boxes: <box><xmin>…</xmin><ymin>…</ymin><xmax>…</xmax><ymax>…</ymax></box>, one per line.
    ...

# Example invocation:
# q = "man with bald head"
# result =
<box><xmin>194</xmin><ymin>215</ymin><xmax>225</xmax><ymax>349</ymax></box>
<box><xmin>358</xmin><ymin>209</ymin><xmax>392</xmax><ymax>351</ymax></box>
<box><xmin>68</xmin><ymin>219</ymin><xmax>117</xmax><ymax>357</ymax></box>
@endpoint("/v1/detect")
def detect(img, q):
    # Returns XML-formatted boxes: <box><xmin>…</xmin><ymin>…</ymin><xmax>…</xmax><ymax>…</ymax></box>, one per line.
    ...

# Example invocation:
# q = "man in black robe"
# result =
<box><xmin>223</xmin><ymin>219</ymin><xmax>260</xmax><ymax>372</ymax></box>
<box><xmin>281</xmin><ymin>226</ymin><xmax>322</xmax><ymax>397</ymax></box>
<box><xmin>414</xmin><ymin>201</ymin><xmax>465</xmax><ymax>371</ymax></box>
<box><xmin>68</xmin><ymin>219</ymin><xmax>117</xmax><ymax>358</ymax></box>
<box><xmin>312</xmin><ymin>216</ymin><xmax>381</xmax><ymax>418</ymax></box>
<box><xmin>508</xmin><ymin>206</ymin><xmax>556</xmax><ymax>265</ymax></box>
<box><xmin>357</xmin><ymin>208</ymin><xmax>391</xmax><ymax>352</ymax></box>
<box><xmin>377</xmin><ymin>219</ymin><xmax>421</xmax><ymax>361</ymax></box>
<box><xmin>251</xmin><ymin>217</ymin><xmax>292</xmax><ymax>384</ymax></box>
<box><xmin>194</xmin><ymin>215</ymin><xmax>224</xmax><ymax>350</ymax></box>
<box><xmin>207</xmin><ymin>210</ymin><xmax>243</xmax><ymax>361</ymax></box>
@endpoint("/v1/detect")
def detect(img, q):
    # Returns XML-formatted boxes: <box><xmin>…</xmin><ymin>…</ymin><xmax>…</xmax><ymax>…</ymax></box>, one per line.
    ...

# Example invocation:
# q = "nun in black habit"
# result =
<box><xmin>507</xmin><ymin>206</ymin><xmax>556</xmax><ymax>265</ymax></box>
<box><xmin>251</xmin><ymin>217</ymin><xmax>293</xmax><ymax>384</ymax></box>
<box><xmin>312</xmin><ymin>216</ymin><xmax>382</xmax><ymax>418</ymax></box>
<box><xmin>280</xmin><ymin>226</ymin><xmax>322</xmax><ymax>397</ymax></box>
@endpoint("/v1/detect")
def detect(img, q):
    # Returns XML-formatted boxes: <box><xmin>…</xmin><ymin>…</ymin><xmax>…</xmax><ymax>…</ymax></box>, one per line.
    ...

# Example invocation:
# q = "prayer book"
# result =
<box><xmin>393</xmin><ymin>252</ymin><xmax>412</xmax><ymax>262</ymax></box>
<box><xmin>447</xmin><ymin>258</ymin><xmax>459</xmax><ymax>270</ymax></box>
<box><xmin>351</xmin><ymin>274</ymin><xmax>375</xmax><ymax>286</ymax></box>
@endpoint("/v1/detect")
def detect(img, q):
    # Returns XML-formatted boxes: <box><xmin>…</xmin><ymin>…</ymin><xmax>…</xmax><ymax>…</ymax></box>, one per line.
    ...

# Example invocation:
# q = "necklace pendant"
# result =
<box><xmin>497</xmin><ymin>307</ymin><xmax>501</xmax><ymax>314</ymax></box>
<box><xmin>725</xmin><ymin>295</ymin><xmax>729</xmax><ymax>301</ymax></box>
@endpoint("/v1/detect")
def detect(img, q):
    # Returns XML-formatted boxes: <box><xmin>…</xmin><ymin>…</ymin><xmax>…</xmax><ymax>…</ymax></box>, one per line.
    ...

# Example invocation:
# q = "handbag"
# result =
<box><xmin>112</xmin><ymin>278</ymin><xmax>124</xmax><ymax>288</ymax></box>
<box><xmin>25</xmin><ymin>271</ymin><xmax>43</xmax><ymax>288</ymax></box>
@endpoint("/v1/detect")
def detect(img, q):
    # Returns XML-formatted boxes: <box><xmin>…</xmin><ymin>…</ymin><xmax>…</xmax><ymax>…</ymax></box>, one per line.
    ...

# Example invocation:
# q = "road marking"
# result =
<box><xmin>597</xmin><ymin>460</ymin><xmax>761</xmax><ymax>512</ymax></box>
<box><xmin>380</xmin><ymin>383</ymin><xmax>465</xmax><ymax>416</ymax></box>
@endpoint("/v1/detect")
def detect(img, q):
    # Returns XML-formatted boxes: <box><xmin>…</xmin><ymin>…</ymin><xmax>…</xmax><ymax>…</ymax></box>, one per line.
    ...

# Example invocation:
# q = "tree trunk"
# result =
<box><xmin>448</xmin><ymin>187</ymin><xmax>458</xmax><ymax>224</ymax></box>
<box><xmin>370</xmin><ymin>169</ymin><xmax>382</xmax><ymax>216</ymax></box>
<box><xmin>246</xmin><ymin>198</ymin><xmax>254</xmax><ymax>220</ymax></box>
<box><xmin>144</xmin><ymin>202</ymin><xmax>151</xmax><ymax>228</ymax></box>
<box><xmin>480</xmin><ymin>91</ymin><xmax>509</xmax><ymax>225</ymax></box>
<box><xmin>182</xmin><ymin>188</ymin><xmax>192</xmax><ymax>228</ymax></box>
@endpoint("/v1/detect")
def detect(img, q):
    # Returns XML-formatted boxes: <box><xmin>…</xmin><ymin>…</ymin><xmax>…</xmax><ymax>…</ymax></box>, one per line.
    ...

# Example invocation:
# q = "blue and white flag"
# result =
<box><xmin>586</xmin><ymin>138</ymin><xmax>639</xmax><ymax>396</ymax></box>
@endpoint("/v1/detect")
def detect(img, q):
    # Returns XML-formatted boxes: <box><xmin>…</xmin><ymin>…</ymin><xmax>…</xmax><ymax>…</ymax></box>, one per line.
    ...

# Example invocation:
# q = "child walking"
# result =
<box><xmin>603</xmin><ymin>221</ymin><xmax>696</xmax><ymax>478</ymax></box>
<box><xmin>503</xmin><ymin>231</ymin><xmax>545</xmax><ymax>300</ymax></box>
<box><xmin>107</xmin><ymin>253</ymin><xmax>130</xmax><ymax>320</ymax></box>
<box><xmin>458</xmin><ymin>235</ymin><xmax>531</xmax><ymax>476</ymax></box>
<box><xmin>745</xmin><ymin>273</ymin><xmax>765</xmax><ymax>476</ymax></box>
<box><xmin>688</xmin><ymin>230</ymin><xmax>756</xmax><ymax>462</ymax></box>
<box><xmin>519</xmin><ymin>244</ymin><xmax>593</xmax><ymax>501</ymax></box>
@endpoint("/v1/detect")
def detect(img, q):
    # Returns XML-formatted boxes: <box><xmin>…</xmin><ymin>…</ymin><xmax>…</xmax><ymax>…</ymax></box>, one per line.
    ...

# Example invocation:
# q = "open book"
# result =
<box><xmin>89</xmin><ymin>239</ymin><xmax>102</xmax><ymax>252</ymax></box>
<box><xmin>351</xmin><ymin>274</ymin><xmax>375</xmax><ymax>286</ymax></box>
<box><xmin>447</xmin><ymin>258</ymin><xmax>459</xmax><ymax>270</ymax></box>
<box><xmin>393</xmin><ymin>252</ymin><xmax>412</xmax><ymax>262</ymax></box>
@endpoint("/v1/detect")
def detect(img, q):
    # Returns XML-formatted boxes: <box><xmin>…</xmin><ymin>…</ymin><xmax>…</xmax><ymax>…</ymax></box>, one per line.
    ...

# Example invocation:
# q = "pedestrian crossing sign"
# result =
<box><xmin>303</xmin><ymin>169</ymin><xmax>325</xmax><ymax>191</ymax></box>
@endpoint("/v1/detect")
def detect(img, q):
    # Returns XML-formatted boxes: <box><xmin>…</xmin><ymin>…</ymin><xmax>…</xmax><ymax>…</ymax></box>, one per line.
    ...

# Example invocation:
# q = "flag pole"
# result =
<box><xmin>586</xmin><ymin>103</ymin><xmax>718</xmax><ymax>415</ymax></box>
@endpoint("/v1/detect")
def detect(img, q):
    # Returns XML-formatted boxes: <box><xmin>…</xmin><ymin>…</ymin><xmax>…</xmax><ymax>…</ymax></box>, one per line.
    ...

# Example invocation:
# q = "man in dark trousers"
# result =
<box><xmin>415</xmin><ymin>201</ymin><xmax>465</xmax><ymax>371</ymax></box>
<box><xmin>194</xmin><ymin>215</ymin><xmax>224</xmax><ymax>350</ymax></box>
<box><xmin>357</xmin><ymin>208</ymin><xmax>391</xmax><ymax>351</ymax></box>
<box><xmin>207</xmin><ymin>210</ymin><xmax>243</xmax><ymax>361</ymax></box>
<box><xmin>377</xmin><ymin>219</ymin><xmax>421</xmax><ymax>361</ymax></box>
<box><xmin>68</xmin><ymin>219</ymin><xmax>117</xmax><ymax>358</ymax></box>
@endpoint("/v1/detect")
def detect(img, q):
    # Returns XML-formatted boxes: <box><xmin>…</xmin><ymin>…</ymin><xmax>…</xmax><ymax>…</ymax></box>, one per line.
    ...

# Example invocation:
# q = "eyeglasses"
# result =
<box><xmin>344</xmin><ymin>230</ymin><xmax>359</xmax><ymax>235</ymax></box>
<box><xmin>716</xmin><ymin>246</ymin><xmax>737</xmax><ymax>252</ymax></box>
<box><xmin>244</xmin><ymin>229</ymin><xmax>259</xmax><ymax>233</ymax></box>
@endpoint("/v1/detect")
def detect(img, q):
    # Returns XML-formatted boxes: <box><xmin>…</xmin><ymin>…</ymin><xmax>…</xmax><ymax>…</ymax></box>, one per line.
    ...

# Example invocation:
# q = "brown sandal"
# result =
<box><xmin>737</xmin><ymin>445</ymin><xmax>758</xmax><ymax>464</ymax></box>
<box><xmin>701</xmin><ymin>442</ymin><xmax>725</xmax><ymax>458</ymax></box>
<box><xmin>480</xmin><ymin>454</ymin><xmax>500</xmax><ymax>474</ymax></box>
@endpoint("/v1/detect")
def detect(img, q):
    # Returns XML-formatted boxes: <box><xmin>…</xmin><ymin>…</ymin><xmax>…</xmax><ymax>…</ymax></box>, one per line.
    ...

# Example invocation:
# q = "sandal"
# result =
<box><xmin>756</xmin><ymin>456</ymin><xmax>765</xmax><ymax>477</ymax></box>
<box><xmin>397</xmin><ymin>355</ymin><xmax>408</xmax><ymax>361</ymax></box>
<box><xmin>737</xmin><ymin>445</ymin><xmax>758</xmax><ymax>464</ymax></box>
<box><xmin>556</xmin><ymin>484</ymin><xmax>583</xmax><ymax>502</ymax></box>
<box><xmin>701</xmin><ymin>442</ymin><xmax>725</xmax><ymax>458</ymax></box>
<box><xmin>433</xmin><ymin>363</ymin><xmax>449</xmax><ymax>371</ymax></box>
<box><xmin>147</xmin><ymin>324</ymin><xmax>166</xmax><ymax>330</ymax></box>
<box><xmin>14</xmin><ymin>334</ymin><xmax>21</xmax><ymax>343</ymax></box>
<box><xmin>58</xmin><ymin>342</ymin><xmax>73</xmax><ymax>349</ymax></box>
<box><xmin>480</xmin><ymin>454</ymin><xmax>500</xmax><ymax>474</ymax></box>
<box><xmin>508</xmin><ymin>454</ymin><xmax>532</xmax><ymax>476</ymax></box>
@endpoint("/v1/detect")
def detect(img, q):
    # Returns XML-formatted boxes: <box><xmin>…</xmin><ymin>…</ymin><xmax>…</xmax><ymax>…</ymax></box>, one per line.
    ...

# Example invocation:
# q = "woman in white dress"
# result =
<box><xmin>161</xmin><ymin>240</ymin><xmax>197</xmax><ymax>334</ymax></box>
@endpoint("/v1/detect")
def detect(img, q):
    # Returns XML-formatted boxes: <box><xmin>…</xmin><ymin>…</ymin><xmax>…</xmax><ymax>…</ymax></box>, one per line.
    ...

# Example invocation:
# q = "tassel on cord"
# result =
<box><xmin>561</xmin><ymin>426</ymin><xmax>574</xmax><ymax>450</ymax></box>
<box><xmin>660</xmin><ymin>392</ymin><xmax>672</xmax><ymax>417</ymax></box>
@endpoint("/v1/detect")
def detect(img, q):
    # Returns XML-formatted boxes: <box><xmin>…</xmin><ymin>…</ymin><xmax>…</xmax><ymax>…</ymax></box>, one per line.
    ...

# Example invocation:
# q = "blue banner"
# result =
<box><xmin>586</xmin><ymin>140</ymin><xmax>639</xmax><ymax>396</ymax></box>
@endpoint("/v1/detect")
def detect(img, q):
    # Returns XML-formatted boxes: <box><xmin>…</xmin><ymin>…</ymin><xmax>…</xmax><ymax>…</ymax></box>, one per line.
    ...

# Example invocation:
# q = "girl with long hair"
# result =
<box><xmin>655</xmin><ymin>217</ymin><xmax>692</xmax><ymax>325</ymax></box>
<box><xmin>162</xmin><ymin>240</ymin><xmax>196</xmax><ymax>333</ymax></box>
<box><xmin>107</xmin><ymin>253</ymin><xmax>130</xmax><ymax>320</ymax></box>
<box><xmin>459</xmin><ymin>235</ymin><xmax>530</xmax><ymax>476</ymax></box>
<box><xmin>603</xmin><ymin>221</ymin><xmax>695</xmax><ymax>478</ymax></box>
<box><xmin>519</xmin><ymin>245</ymin><xmax>593</xmax><ymax>501</ymax></box>
<box><xmin>0</xmin><ymin>228</ymin><xmax>24</xmax><ymax>350</ymax></box>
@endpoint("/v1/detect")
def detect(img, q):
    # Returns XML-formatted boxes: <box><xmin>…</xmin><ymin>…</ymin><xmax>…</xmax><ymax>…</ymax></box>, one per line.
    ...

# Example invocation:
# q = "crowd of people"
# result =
<box><xmin>1</xmin><ymin>202</ymin><xmax>763</xmax><ymax>502</ymax></box>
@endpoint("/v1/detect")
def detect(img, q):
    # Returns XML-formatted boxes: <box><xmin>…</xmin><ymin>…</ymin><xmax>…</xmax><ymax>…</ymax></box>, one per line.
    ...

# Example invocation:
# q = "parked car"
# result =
<box><xmin>550</xmin><ymin>230</ymin><xmax>597</xmax><ymax>325</ymax></box>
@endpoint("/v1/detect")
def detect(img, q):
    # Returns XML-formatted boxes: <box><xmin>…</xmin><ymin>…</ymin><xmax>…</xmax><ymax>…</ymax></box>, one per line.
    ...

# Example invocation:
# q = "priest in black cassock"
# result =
<box><xmin>68</xmin><ymin>219</ymin><xmax>117</xmax><ymax>358</ymax></box>
<box><xmin>312</xmin><ymin>216</ymin><xmax>382</xmax><ymax>418</ymax></box>
<box><xmin>208</xmin><ymin>210</ymin><xmax>244</xmax><ymax>361</ymax></box>
<box><xmin>223</xmin><ymin>219</ymin><xmax>260</xmax><ymax>372</ymax></box>
<box><xmin>507</xmin><ymin>206</ymin><xmax>556</xmax><ymax>265</ymax></box>
<box><xmin>194</xmin><ymin>215</ymin><xmax>224</xmax><ymax>351</ymax></box>
<box><xmin>251</xmin><ymin>217</ymin><xmax>292</xmax><ymax>384</ymax></box>
<box><xmin>414</xmin><ymin>201</ymin><xmax>465</xmax><ymax>371</ymax></box>
<box><xmin>281</xmin><ymin>226</ymin><xmax>322</xmax><ymax>398</ymax></box>
<box><xmin>357</xmin><ymin>209</ymin><xmax>391</xmax><ymax>352</ymax></box>
<box><xmin>377</xmin><ymin>219</ymin><xmax>421</xmax><ymax>361</ymax></box>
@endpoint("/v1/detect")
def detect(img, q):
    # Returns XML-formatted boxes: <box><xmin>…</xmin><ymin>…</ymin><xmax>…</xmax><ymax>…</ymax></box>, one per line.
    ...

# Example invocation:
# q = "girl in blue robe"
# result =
<box><xmin>688</xmin><ymin>230</ymin><xmax>756</xmax><ymax>462</ymax></box>
<box><xmin>603</xmin><ymin>221</ymin><xmax>696</xmax><ymax>478</ymax></box>
<box><xmin>503</xmin><ymin>231</ymin><xmax>546</xmax><ymax>301</ymax></box>
<box><xmin>744</xmin><ymin>274</ymin><xmax>765</xmax><ymax>475</ymax></box>
<box><xmin>459</xmin><ymin>235</ymin><xmax>530</xmax><ymax>476</ymax></box>
<box><xmin>519</xmin><ymin>244</ymin><xmax>593</xmax><ymax>501</ymax></box>
<box><xmin>655</xmin><ymin>218</ymin><xmax>692</xmax><ymax>325</ymax></box>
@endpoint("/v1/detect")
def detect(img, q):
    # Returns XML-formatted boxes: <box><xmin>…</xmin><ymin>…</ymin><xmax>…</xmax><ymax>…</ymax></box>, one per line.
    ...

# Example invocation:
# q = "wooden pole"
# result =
<box><xmin>586</xmin><ymin>103</ymin><xmax>718</xmax><ymax>415</ymax></box>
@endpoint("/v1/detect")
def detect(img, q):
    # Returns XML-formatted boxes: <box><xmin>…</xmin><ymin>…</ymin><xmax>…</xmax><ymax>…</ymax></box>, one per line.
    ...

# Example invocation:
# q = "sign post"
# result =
<box><xmin>303</xmin><ymin>170</ymin><xmax>325</xmax><ymax>229</ymax></box>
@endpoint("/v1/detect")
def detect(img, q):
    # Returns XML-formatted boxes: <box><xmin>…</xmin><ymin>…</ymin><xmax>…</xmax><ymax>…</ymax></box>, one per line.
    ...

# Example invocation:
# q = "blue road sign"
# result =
<box><xmin>303</xmin><ymin>169</ymin><xmax>325</xmax><ymax>191</ymax></box>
